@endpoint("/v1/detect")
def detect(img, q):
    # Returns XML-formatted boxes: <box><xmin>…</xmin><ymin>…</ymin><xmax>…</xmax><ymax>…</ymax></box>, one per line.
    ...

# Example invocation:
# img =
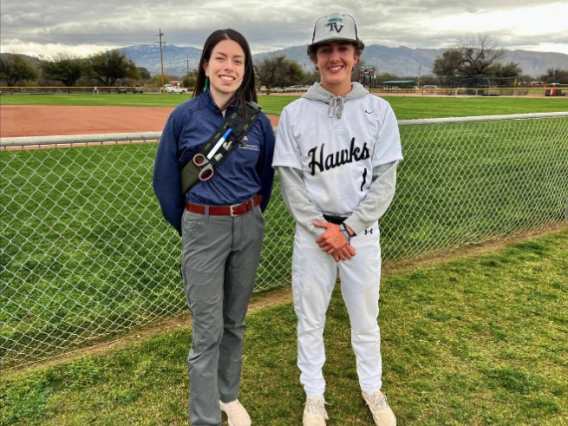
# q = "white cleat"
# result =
<box><xmin>362</xmin><ymin>391</ymin><xmax>396</xmax><ymax>426</ymax></box>
<box><xmin>303</xmin><ymin>396</ymin><xmax>328</xmax><ymax>426</ymax></box>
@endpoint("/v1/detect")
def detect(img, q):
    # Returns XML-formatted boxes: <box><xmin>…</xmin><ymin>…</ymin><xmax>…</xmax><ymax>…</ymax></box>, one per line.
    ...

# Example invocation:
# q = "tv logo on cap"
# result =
<box><xmin>325</xmin><ymin>18</ymin><xmax>344</xmax><ymax>33</ymax></box>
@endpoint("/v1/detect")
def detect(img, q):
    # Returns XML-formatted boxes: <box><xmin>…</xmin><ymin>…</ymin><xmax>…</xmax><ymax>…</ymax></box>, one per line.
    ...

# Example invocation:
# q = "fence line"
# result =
<box><xmin>2</xmin><ymin>85</ymin><xmax>566</xmax><ymax>97</ymax></box>
<box><xmin>1</xmin><ymin>132</ymin><xmax>162</xmax><ymax>147</ymax></box>
<box><xmin>397</xmin><ymin>111</ymin><xmax>568</xmax><ymax>125</ymax></box>
<box><xmin>2</xmin><ymin>113</ymin><xmax>568</xmax><ymax>368</ymax></box>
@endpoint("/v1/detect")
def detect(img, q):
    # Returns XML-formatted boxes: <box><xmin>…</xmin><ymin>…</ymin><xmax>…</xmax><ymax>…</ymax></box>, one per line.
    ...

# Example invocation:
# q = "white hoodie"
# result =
<box><xmin>273</xmin><ymin>82</ymin><xmax>403</xmax><ymax>237</ymax></box>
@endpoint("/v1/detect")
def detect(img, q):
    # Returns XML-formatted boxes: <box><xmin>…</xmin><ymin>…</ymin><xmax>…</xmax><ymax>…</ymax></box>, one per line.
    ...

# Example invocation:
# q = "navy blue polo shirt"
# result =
<box><xmin>153</xmin><ymin>91</ymin><xmax>275</xmax><ymax>234</ymax></box>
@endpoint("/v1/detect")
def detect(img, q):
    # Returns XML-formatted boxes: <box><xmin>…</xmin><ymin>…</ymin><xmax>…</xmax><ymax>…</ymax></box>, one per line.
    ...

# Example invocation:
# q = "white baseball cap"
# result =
<box><xmin>310</xmin><ymin>13</ymin><xmax>359</xmax><ymax>47</ymax></box>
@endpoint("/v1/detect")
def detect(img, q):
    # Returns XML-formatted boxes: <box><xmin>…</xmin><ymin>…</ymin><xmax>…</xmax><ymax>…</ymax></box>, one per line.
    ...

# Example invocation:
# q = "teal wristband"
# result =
<box><xmin>340</xmin><ymin>223</ymin><xmax>351</xmax><ymax>242</ymax></box>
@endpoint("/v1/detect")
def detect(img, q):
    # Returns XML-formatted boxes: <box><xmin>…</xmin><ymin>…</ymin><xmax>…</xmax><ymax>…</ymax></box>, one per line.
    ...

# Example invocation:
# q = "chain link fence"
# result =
<box><xmin>2</xmin><ymin>113</ymin><xmax>568</xmax><ymax>368</ymax></box>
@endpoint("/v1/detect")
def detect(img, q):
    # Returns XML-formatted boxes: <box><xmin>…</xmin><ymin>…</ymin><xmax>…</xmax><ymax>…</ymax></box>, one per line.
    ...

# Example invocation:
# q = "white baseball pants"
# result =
<box><xmin>292</xmin><ymin>221</ymin><xmax>383</xmax><ymax>398</ymax></box>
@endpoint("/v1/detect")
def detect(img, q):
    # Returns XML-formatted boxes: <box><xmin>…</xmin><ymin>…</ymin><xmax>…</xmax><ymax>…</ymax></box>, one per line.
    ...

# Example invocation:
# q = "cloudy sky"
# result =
<box><xmin>2</xmin><ymin>0</ymin><xmax>568</xmax><ymax>58</ymax></box>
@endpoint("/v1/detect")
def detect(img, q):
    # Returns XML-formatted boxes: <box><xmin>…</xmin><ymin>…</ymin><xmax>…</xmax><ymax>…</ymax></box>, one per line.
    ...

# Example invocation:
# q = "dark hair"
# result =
<box><xmin>193</xmin><ymin>29</ymin><xmax>257</xmax><ymax>111</ymax></box>
<box><xmin>307</xmin><ymin>40</ymin><xmax>365</xmax><ymax>65</ymax></box>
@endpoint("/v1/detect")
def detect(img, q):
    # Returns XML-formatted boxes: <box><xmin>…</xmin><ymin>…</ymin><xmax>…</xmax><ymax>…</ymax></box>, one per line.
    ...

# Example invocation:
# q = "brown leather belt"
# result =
<box><xmin>186</xmin><ymin>195</ymin><xmax>262</xmax><ymax>216</ymax></box>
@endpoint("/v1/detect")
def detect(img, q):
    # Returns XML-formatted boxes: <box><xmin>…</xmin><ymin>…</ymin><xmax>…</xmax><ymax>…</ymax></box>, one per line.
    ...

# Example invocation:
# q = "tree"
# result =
<box><xmin>540</xmin><ymin>68</ymin><xmax>568</xmax><ymax>84</ymax></box>
<box><xmin>137</xmin><ymin>67</ymin><xmax>151</xmax><ymax>80</ymax></box>
<box><xmin>255</xmin><ymin>55</ymin><xmax>279</xmax><ymax>90</ymax></box>
<box><xmin>432</xmin><ymin>49</ymin><xmax>462</xmax><ymax>82</ymax></box>
<box><xmin>419</xmin><ymin>74</ymin><xmax>441</xmax><ymax>86</ymax></box>
<box><xmin>432</xmin><ymin>34</ymin><xmax>506</xmax><ymax>80</ymax></box>
<box><xmin>302</xmin><ymin>71</ymin><xmax>320</xmax><ymax>86</ymax></box>
<box><xmin>487</xmin><ymin>62</ymin><xmax>523</xmax><ymax>86</ymax></box>
<box><xmin>255</xmin><ymin>55</ymin><xmax>304</xmax><ymax>91</ymax></box>
<box><xmin>87</xmin><ymin>50</ymin><xmax>139</xmax><ymax>86</ymax></box>
<box><xmin>182</xmin><ymin>69</ymin><xmax>198</xmax><ymax>89</ymax></box>
<box><xmin>377</xmin><ymin>72</ymin><xmax>399</xmax><ymax>80</ymax></box>
<box><xmin>0</xmin><ymin>53</ymin><xmax>39</xmax><ymax>86</ymax></box>
<box><xmin>489</xmin><ymin>62</ymin><xmax>522</xmax><ymax>78</ymax></box>
<box><xmin>40</xmin><ymin>53</ymin><xmax>85</xmax><ymax>90</ymax></box>
<box><xmin>150</xmin><ymin>74</ymin><xmax>180</xmax><ymax>87</ymax></box>
<box><xmin>183</xmin><ymin>75</ymin><xmax>197</xmax><ymax>89</ymax></box>
<box><xmin>286</xmin><ymin>61</ymin><xmax>304</xmax><ymax>86</ymax></box>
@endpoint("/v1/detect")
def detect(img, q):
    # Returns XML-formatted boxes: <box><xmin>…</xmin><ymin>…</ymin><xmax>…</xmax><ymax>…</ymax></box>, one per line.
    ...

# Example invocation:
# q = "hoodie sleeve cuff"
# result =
<box><xmin>344</xmin><ymin>215</ymin><xmax>367</xmax><ymax>236</ymax></box>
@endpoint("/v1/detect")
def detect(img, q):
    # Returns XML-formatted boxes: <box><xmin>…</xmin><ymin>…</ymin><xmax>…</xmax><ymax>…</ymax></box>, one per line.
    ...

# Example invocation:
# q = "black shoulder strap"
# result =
<box><xmin>180</xmin><ymin>101</ymin><xmax>262</xmax><ymax>194</ymax></box>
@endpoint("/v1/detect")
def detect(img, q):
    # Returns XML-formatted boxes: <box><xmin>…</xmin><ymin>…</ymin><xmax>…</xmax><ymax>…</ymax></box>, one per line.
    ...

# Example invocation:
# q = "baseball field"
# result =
<box><xmin>1</xmin><ymin>94</ymin><xmax>567</xmax><ymax>425</ymax></box>
<box><xmin>2</xmin><ymin>93</ymin><xmax>568</xmax><ymax>135</ymax></box>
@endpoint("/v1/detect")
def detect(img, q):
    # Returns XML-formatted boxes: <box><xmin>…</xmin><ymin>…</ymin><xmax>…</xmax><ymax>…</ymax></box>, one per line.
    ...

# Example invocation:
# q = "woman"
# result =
<box><xmin>153</xmin><ymin>29</ymin><xmax>275</xmax><ymax>426</ymax></box>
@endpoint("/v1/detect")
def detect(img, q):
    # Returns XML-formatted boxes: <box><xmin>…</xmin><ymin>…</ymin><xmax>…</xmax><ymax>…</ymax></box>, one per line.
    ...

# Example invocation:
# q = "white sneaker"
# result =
<box><xmin>303</xmin><ymin>396</ymin><xmax>328</xmax><ymax>426</ymax></box>
<box><xmin>362</xmin><ymin>391</ymin><xmax>396</xmax><ymax>426</ymax></box>
<box><xmin>220</xmin><ymin>399</ymin><xmax>251</xmax><ymax>426</ymax></box>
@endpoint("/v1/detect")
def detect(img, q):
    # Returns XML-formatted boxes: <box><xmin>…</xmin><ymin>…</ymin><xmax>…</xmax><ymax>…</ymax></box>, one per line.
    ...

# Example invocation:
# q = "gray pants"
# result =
<box><xmin>181</xmin><ymin>205</ymin><xmax>265</xmax><ymax>426</ymax></box>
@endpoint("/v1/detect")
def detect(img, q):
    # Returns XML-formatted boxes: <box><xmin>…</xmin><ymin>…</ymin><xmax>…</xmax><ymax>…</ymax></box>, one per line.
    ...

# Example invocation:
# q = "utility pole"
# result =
<box><xmin>157</xmin><ymin>29</ymin><xmax>165</xmax><ymax>93</ymax></box>
<box><xmin>417</xmin><ymin>65</ymin><xmax>422</xmax><ymax>89</ymax></box>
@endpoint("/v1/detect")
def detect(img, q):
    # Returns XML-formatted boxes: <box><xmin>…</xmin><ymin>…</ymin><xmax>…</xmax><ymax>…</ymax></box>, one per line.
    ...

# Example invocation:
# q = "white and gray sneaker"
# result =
<box><xmin>362</xmin><ymin>391</ymin><xmax>396</xmax><ymax>426</ymax></box>
<box><xmin>220</xmin><ymin>399</ymin><xmax>251</xmax><ymax>426</ymax></box>
<box><xmin>303</xmin><ymin>396</ymin><xmax>329</xmax><ymax>426</ymax></box>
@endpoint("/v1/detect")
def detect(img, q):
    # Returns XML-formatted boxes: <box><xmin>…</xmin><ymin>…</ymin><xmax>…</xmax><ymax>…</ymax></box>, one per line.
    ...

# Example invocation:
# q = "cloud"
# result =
<box><xmin>1</xmin><ymin>0</ymin><xmax>568</xmax><ymax>57</ymax></box>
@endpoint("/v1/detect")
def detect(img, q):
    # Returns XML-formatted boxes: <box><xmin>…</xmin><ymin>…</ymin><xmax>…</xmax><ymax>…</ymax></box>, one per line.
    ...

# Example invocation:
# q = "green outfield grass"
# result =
<box><xmin>2</xmin><ymin>93</ymin><xmax>568</xmax><ymax>369</ymax></box>
<box><xmin>1</xmin><ymin>230</ymin><xmax>567</xmax><ymax>425</ymax></box>
<box><xmin>1</xmin><ymin>93</ymin><xmax>567</xmax><ymax>118</ymax></box>
<box><xmin>2</xmin><ymin>114</ymin><xmax>567</xmax><ymax>368</ymax></box>
<box><xmin>384</xmin><ymin>118</ymin><xmax>568</xmax><ymax>259</ymax></box>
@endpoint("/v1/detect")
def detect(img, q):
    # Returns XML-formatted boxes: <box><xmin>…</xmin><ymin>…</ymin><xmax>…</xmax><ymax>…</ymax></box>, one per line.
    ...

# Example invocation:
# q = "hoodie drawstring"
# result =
<box><xmin>327</xmin><ymin>96</ymin><xmax>345</xmax><ymax>119</ymax></box>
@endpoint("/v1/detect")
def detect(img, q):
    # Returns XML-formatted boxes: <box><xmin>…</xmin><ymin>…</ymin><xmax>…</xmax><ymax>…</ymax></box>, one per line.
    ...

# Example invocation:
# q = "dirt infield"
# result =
<box><xmin>0</xmin><ymin>105</ymin><xmax>280</xmax><ymax>138</ymax></box>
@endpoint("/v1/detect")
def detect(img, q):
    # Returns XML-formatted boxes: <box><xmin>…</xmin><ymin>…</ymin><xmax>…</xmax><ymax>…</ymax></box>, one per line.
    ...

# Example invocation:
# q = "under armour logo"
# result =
<box><xmin>325</xmin><ymin>22</ymin><xmax>344</xmax><ymax>33</ymax></box>
<box><xmin>364</xmin><ymin>228</ymin><xmax>374</xmax><ymax>235</ymax></box>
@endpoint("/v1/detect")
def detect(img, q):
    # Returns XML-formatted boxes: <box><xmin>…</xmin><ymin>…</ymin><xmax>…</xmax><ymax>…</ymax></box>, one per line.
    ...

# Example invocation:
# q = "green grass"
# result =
<box><xmin>386</xmin><ymin>96</ymin><xmax>568</xmax><ymax>119</ymax></box>
<box><xmin>1</xmin><ymin>229</ymin><xmax>567</xmax><ymax>425</ymax></box>
<box><xmin>0</xmin><ymin>143</ymin><xmax>185</xmax><ymax>363</ymax></box>
<box><xmin>382</xmin><ymin>117</ymin><xmax>568</xmax><ymax>259</ymax></box>
<box><xmin>2</xmin><ymin>110</ymin><xmax>567</xmax><ymax>367</ymax></box>
<box><xmin>1</xmin><ymin>93</ymin><xmax>567</xmax><ymax>118</ymax></box>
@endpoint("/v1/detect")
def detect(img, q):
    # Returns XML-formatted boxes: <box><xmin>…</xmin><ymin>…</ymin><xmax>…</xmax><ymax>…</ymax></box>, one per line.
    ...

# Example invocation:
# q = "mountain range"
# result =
<box><xmin>120</xmin><ymin>44</ymin><xmax>568</xmax><ymax>78</ymax></box>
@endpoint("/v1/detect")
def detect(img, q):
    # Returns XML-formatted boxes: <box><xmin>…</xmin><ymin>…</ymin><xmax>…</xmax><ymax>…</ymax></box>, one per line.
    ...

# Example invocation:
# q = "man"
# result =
<box><xmin>272</xmin><ymin>13</ymin><xmax>403</xmax><ymax>426</ymax></box>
